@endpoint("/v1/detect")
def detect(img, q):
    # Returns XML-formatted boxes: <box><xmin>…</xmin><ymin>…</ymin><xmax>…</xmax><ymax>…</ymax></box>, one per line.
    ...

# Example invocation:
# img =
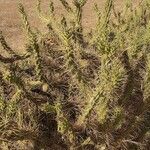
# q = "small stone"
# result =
<box><xmin>42</xmin><ymin>83</ymin><xmax>49</xmax><ymax>92</ymax></box>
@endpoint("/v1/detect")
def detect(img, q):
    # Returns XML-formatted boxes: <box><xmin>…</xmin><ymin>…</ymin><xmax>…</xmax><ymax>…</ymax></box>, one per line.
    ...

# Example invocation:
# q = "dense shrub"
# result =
<box><xmin>0</xmin><ymin>0</ymin><xmax>150</xmax><ymax>149</ymax></box>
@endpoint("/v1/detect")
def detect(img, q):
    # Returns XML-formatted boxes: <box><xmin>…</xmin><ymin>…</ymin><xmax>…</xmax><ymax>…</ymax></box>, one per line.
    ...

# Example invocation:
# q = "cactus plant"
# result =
<box><xmin>0</xmin><ymin>0</ymin><xmax>150</xmax><ymax>149</ymax></box>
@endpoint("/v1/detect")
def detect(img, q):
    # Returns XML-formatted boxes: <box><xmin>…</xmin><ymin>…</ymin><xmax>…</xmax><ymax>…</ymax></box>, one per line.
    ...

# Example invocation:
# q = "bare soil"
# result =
<box><xmin>0</xmin><ymin>0</ymin><xmax>140</xmax><ymax>51</ymax></box>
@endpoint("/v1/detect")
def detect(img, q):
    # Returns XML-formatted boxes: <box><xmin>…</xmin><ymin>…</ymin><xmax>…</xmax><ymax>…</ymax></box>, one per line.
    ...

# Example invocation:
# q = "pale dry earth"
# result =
<box><xmin>0</xmin><ymin>0</ymin><xmax>140</xmax><ymax>51</ymax></box>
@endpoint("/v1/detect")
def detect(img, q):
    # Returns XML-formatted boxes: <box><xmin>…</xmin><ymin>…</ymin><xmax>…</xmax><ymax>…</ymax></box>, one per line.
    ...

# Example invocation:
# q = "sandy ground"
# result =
<box><xmin>0</xmin><ymin>0</ymin><xmax>140</xmax><ymax>51</ymax></box>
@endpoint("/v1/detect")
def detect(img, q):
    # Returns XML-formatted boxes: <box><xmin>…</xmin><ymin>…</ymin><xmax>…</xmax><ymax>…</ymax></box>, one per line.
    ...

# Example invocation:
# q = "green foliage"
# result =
<box><xmin>0</xmin><ymin>0</ymin><xmax>150</xmax><ymax>149</ymax></box>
